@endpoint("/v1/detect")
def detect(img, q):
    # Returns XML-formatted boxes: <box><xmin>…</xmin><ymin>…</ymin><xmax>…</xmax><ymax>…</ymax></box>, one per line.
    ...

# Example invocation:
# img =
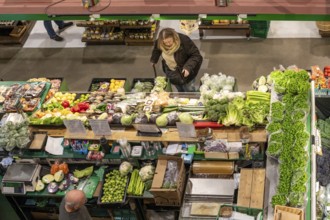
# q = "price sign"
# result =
<box><xmin>89</xmin><ymin>119</ymin><xmax>111</xmax><ymax>136</ymax></box>
<box><xmin>176</xmin><ymin>122</ymin><xmax>196</xmax><ymax>138</ymax></box>
<box><xmin>63</xmin><ymin>120</ymin><xmax>87</xmax><ymax>135</ymax></box>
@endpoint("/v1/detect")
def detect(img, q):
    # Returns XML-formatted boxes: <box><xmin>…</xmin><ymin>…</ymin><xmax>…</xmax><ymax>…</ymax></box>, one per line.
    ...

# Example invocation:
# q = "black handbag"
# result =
<box><xmin>162</xmin><ymin>60</ymin><xmax>186</xmax><ymax>85</ymax></box>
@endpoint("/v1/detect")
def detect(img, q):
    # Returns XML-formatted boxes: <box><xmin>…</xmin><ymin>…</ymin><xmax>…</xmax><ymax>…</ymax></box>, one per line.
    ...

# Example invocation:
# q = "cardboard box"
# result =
<box><xmin>274</xmin><ymin>205</ymin><xmax>304</xmax><ymax>220</ymax></box>
<box><xmin>31</xmin><ymin>212</ymin><xmax>59</xmax><ymax>220</ymax></box>
<box><xmin>204</xmin><ymin>152</ymin><xmax>228</xmax><ymax>159</ymax></box>
<box><xmin>150</xmin><ymin>155</ymin><xmax>186</xmax><ymax>206</ymax></box>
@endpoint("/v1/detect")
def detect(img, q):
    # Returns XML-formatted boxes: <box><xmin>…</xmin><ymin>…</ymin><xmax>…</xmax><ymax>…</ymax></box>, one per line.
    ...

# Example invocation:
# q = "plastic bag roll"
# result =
<box><xmin>192</xmin><ymin>161</ymin><xmax>234</xmax><ymax>175</ymax></box>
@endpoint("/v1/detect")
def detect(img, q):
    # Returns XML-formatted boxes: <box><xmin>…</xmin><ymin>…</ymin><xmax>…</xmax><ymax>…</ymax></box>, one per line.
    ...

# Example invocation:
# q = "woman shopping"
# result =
<box><xmin>150</xmin><ymin>28</ymin><xmax>203</xmax><ymax>92</ymax></box>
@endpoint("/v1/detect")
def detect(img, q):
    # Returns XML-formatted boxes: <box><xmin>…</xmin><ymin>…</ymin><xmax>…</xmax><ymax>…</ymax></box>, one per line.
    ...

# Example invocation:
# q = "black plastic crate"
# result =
<box><xmin>88</xmin><ymin>78</ymin><xmax>129</xmax><ymax>92</ymax></box>
<box><xmin>88</xmin><ymin>78</ymin><xmax>112</xmax><ymax>92</ymax></box>
<box><xmin>131</xmin><ymin>78</ymin><xmax>155</xmax><ymax>92</ymax></box>
<box><xmin>97</xmin><ymin>168</ymin><xmax>130</xmax><ymax>205</ymax></box>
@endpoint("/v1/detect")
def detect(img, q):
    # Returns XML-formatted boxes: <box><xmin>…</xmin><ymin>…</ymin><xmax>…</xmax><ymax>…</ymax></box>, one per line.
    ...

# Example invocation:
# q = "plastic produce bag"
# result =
<box><xmin>162</xmin><ymin>160</ymin><xmax>178</xmax><ymax>189</ymax></box>
<box><xmin>118</xmin><ymin>139</ymin><xmax>131</xmax><ymax>158</ymax></box>
<box><xmin>225</xmin><ymin>76</ymin><xmax>235</xmax><ymax>87</ymax></box>
<box><xmin>119</xmin><ymin>161</ymin><xmax>133</xmax><ymax>176</ymax></box>
<box><xmin>204</xmin><ymin>139</ymin><xmax>228</xmax><ymax>152</ymax></box>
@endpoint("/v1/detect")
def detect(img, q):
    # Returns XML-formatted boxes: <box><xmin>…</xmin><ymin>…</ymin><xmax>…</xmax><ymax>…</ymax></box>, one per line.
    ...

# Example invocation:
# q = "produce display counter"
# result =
<box><xmin>0</xmin><ymin>70</ymin><xmax>315</xmax><ymax>220</ymax></box>
<box><xmin>199</xmin><ymin>23</ymin><xmax>251</xmax><ymax>39</ymax></box>
<box><xmin>0</xmin><ymin>21</ymin><xmax>35</xmax><ymax>45</ymax></box>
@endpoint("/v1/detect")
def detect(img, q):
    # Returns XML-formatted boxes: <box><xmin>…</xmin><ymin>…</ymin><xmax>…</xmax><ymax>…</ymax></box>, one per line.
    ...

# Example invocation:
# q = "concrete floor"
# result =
<box><xmin>1</xmin><ymin>38</ymin><xmax>330</xmax><ymax>92</ymax></box>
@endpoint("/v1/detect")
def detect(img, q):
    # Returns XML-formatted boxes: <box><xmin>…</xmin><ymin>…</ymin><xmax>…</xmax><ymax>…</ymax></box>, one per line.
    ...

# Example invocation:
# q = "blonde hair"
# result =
<box><xmin>157</xmin><ymin>28</ymin><xmax>180</xmax><ymax>49</ymax></box>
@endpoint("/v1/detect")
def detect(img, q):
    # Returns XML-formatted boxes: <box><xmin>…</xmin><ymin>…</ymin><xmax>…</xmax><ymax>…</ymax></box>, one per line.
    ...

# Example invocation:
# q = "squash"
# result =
<box><xmin>50</xmin><ymin>161</ymin><xmax>60</xmax><ymax>175</ymax></box>
<box><xmin>59</xmin><ymin>162</ymin><xmax>69</xmax><ymax>174</ymax></box>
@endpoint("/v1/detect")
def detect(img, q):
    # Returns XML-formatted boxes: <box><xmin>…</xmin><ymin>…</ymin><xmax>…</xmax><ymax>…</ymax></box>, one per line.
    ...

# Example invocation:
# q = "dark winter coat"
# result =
<box><xmin>150</xmin><ymin>33</ymin><xmax>203</xmax><ymax>83</ymax></box>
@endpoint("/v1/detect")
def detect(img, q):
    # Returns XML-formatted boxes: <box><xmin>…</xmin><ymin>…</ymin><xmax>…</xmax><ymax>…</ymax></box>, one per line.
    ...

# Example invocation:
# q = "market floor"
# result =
<box><xmin>1</xmin><ymin>38</ymin><xmax>330</xmax><ymax>92</ymax></box>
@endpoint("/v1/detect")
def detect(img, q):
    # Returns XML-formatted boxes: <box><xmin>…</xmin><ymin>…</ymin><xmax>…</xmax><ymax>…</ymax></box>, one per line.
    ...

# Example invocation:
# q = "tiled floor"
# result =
<box><xmin>23</xmin><ymin>21</ymin><xmax>86</xmax><ymax>48</ymax></box>
<box><xmin>23</xmin><ymin>20</ymin><xmax>322</xmax><ymax>49</ymax></box>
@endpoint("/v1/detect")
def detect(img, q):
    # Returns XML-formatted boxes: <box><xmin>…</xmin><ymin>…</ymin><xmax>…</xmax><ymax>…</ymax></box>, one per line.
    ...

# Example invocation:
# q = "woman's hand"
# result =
<box><xmin>182</xmin><ymin>69</ymin><xmax>190</xmax><ymax>77</ymax></box>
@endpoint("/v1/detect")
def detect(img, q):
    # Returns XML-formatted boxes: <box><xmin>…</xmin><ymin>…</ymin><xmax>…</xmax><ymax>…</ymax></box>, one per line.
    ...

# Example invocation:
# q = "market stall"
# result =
<box><xmin>0</xmin><ymin>67</ymin><xmax>316</xmax><ymax>220</ymax></box>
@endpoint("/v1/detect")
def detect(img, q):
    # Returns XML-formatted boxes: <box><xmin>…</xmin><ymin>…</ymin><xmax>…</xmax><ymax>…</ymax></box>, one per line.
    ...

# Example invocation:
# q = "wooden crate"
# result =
<box><xmin>237</xmin><ymin>168</ymin><xmax>266</xmax><ymax>209</ymax></box>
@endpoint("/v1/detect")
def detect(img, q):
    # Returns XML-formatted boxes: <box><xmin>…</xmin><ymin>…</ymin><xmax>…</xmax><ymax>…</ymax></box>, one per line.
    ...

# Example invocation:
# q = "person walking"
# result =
<box><xmin>59</xmin><ymin>189</ymin><xmax>92</xmax><ymax>220</ymax></box>
<box><xmin>44</xmin><ymin>21</ymin><xmax>73</xmax><ymax>41</ymax></box>
<box><xmin>150</xmin><ymin>28</ymin><xmax>203</xmax><ymax>92</ymax></box>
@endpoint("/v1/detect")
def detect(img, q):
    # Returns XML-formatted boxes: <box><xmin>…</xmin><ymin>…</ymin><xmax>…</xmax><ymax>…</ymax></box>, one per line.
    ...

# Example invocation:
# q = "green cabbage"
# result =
<box><xmin>178</xmin><ymin>113</ymin><xmax>194</xmax><ymax>124</ymax></box>
<box><xmin>156</xmin><ymin>115</ymin><xmax>168</xmax><ymax>127</ymax></box>
<box><xmin>120</xmin><ymin>115</ymin><xmax>133</xmax><ymax>126</ymax></box>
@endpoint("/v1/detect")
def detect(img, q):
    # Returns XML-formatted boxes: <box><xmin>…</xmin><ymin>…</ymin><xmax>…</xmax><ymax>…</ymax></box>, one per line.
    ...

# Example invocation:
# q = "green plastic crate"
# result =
<box><xmin>249</xmin><ymin>21</ymin><xmax>270</xmax><ymax>38</ymax></box>
<box><xmin>251</xmin><ymin>28</ymin><xmax>269</xmax><ymax>38</ymax></box>
<box><xmin>249</xmin><ymin>21</ymin><xmax>270</xmax><ymax>28</ymax></box>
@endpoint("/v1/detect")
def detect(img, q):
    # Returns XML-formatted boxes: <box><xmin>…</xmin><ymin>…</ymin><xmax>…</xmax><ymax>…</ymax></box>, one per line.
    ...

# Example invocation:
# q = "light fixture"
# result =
<box><xmin>150</xmin><ymin>14</ymin><xmax>160</xmax><ymax>22</ymax></box>
<box><xmin>198</xmin><ymin>14</ymin><xmax>207</xmax><ymax>25</ymax></box>
<box><xmin>89</xmin><ymin>14</ymin><xmax>100</xmax><ymax>21</ymax></box>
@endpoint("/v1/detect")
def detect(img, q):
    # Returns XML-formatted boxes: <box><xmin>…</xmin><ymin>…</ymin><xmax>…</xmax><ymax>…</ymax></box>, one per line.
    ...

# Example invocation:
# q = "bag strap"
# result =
<box><xmin>152</xmin><ymin>64</ymin><xmax>157</xmax><ymax>78</ymax></box>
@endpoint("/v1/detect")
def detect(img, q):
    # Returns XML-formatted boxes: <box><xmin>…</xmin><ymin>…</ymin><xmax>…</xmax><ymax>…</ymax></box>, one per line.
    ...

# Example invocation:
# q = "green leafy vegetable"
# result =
<box><xmin>271</xmin><ymin>101</ymin><xmax>284</xmax><ymax>122</ymax></box>
<box><xmin>271</xmin><ymin>194</ymin><xmax>287</xmax><ymax>207</ymax></box>
<box><xmin>266</xmin><ymin>122</ymin><xmax>282</xmax><ymax>134</ymax></box>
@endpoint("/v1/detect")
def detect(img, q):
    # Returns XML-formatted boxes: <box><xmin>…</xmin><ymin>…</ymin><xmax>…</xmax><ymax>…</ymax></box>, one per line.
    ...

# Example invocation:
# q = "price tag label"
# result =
<box><xmin>176</xmin><ymin>122</ymin><xmax>196</xmax><ymax>138</ymax></box>
<box><xmin>63</xmin><ymin>120</ymin><xmax>87</xmax><ymax>135</ymax></box>
<box><xmin>315</xmin><ymin>129</ymin><xmax>323</xmax><ymax>155</ymax></box>
<box><xmin>89</xmin><ymin>119</ymin><xmax>111</xmax><ymax>136</ymax></box>
<box><xmin>227</xmin><ymin>142</ymin><xmax>243</xmax><ymax>152</ymax></box>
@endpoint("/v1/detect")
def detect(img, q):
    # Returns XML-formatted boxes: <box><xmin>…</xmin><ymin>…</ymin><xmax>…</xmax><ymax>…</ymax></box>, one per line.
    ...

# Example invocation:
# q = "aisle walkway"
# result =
<box><xmin>1</xmin><ymin>37</ymin><xmax>329</xmax><ymax>92</ymax></box>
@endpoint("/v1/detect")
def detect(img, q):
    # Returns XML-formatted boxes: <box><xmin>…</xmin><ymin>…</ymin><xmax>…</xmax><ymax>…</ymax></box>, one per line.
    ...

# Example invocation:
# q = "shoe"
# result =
<box><xmin>51</xmin><ymin>35</ymin><xmax>64</xmax><ymax>41</ymax></box>
<box><xmin>58</xmin><ymin>22</ymin><xmax>74</xmax><ymax>33</ymax></box>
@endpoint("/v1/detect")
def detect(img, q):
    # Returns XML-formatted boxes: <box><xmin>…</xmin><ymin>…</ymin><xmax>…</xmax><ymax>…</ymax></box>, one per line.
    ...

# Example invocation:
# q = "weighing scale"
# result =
<box><xmin>133</xmin><ymin>124</ymin><xmax>162</xmax><ymax>137</ymax></box>
<box><xmin>1</xmin><ymin>163</ymin><xmax>41</xmax><ymax>195</ymax></box>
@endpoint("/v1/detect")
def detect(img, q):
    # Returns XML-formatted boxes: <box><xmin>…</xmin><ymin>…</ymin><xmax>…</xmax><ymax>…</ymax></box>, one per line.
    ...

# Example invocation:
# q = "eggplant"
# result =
<box><xmin>112</xmin><ymin>113</ymin><xmax>123</xmax><ymax>124</ymax></box>
<box><xmin>68</xmin><ymin>173</ymin><xmax>79</xmax><ymax>184</ymax></box>
<box><xmin>47</xmin><ymin>182</ymin><xmax>58</xmax><ymax>194</ymax></box>
<box><xmin>59</xmin><ymin>180</ymin><xmax>70</xmax><ymax>191</ymax></box>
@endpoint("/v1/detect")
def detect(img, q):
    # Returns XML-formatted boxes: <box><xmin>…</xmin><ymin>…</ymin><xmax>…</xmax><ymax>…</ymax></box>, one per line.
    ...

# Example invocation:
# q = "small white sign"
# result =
<box><xmin>89</xmin><ymin>119</ymin><xmax>111</xmax><ymax>136</ymax></box>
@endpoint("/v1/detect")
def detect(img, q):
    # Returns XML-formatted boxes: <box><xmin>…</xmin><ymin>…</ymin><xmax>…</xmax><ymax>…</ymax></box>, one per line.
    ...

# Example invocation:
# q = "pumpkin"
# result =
<box><xmin>50</xmin><ymin>161</ymin><xmax>60</xmax><ymax>175</ymax></box>
<box><xmin>59</xmin><ymin>162</ymin><xmax>69</xmax><ymax>174</ymax></box>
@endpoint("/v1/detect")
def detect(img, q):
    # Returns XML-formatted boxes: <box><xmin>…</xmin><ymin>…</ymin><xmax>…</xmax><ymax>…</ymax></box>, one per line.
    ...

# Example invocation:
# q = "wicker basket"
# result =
<box><xmin>316</xmin><ymin>21</ymin><xmax>330</xmax><ymax>31</ymax></box>
<box><xmin>274</xmin><ymin>205</ymin><xmax>304</xmax><ymax>220</ymax></box>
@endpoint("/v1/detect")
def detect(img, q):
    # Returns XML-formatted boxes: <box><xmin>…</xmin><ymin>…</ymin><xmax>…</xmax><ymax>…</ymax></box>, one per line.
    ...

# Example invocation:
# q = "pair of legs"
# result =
<box><xmin>163</xmin><ymin>63</ymin><xmax>197</xmax><ymax>92</ymax></box>
<box><xmin>44</xmin><ymin>20</ymin><xmax>64</xmax><ymax>38</ymax></box>
<box><xmin>43</xmin><ymin>21</ymin><xmax>73</xmax><ymax>41</ymax></box>
<box><xmin>174</xmin><ymin>78</ymin><xmax>196</xmax><ymax>92</ymax></box>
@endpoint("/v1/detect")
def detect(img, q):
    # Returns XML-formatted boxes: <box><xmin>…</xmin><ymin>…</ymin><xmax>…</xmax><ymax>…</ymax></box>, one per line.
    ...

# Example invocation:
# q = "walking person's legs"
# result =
<box><xmin>43</xmin><ymin>21</ymin><xmax>64</xmax><ymax>41</ymax></box>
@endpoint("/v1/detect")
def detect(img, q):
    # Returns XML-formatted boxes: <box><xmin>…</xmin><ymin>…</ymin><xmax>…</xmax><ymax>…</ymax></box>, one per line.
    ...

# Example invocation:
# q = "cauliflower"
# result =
<box><xmin>139</xmin><ymin>165</ymin><xmax>155</xmax><ymax>182</ymax></box>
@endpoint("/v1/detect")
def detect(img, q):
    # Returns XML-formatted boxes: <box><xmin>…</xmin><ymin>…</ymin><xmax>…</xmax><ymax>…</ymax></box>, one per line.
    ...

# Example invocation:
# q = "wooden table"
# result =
<box><xmin>198</xmin><ymin>24</ymin><xmax>251</xmax><ymax>39</ymax></box>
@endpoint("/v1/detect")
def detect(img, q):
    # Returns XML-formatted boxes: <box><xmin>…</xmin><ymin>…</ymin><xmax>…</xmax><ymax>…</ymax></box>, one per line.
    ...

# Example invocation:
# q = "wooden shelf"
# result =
<box><xmin>77</xmin><ymin>23</ymin><xmax>120</xmax><ymax>28</ymax></box>
<box><xmin>120</xmin><ymin>24</ymin><xmax>154</xmax><ymax>29</ymax></box>
<box><xmin>0</xmin><ymin>21</ymin><xmax>35</xmax><ymax>45</ymax></box>
<box><xmin>124</xmin><ymin>37</ymin><xmax>154</xmax><ymax>46</ymax></box>
<box><xmin>199</xmin><ymin>24</ymin><xmax>250</xmax><ymax>29</ymax></box>
<box><xmin>199</xmin><ymin>23</ymin><xmax>251</xmax><ymax>39</ymax></box>
<box><xmin>81</xmin><ymin>38</ymin><xmax>125</xmax><ymax>45</ymax></box>
<box><xmin>0</xmin><ymin>21</ymin><xmax>18</xmax><ymax>29</ymax></box>
<box><xmin>31</xmin><ymin>127</ymin><xmax>267</xmax><ymax>143</ymax></box>
<box><xmin>79</xmin><ymin>21</ymin><xmax>159</xmax><ymax>46</ymax></box>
